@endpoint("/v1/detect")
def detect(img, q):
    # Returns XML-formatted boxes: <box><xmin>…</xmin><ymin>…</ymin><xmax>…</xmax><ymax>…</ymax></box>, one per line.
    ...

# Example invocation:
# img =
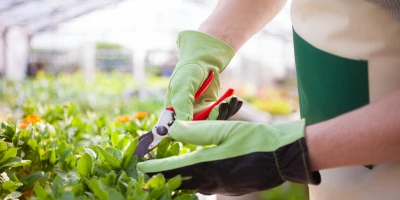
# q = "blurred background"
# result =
<box><xmin>0</xmin><ymin>0</ymin><xmax>307</xmax><ymax>199</ymax></box>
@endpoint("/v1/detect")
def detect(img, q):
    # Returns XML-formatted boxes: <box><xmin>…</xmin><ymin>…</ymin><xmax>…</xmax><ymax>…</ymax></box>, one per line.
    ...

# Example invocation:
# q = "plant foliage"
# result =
<box><xmin>0</xmin><ymin>73</ymin><xmax>196</xmax><ymax>200</ymax></box>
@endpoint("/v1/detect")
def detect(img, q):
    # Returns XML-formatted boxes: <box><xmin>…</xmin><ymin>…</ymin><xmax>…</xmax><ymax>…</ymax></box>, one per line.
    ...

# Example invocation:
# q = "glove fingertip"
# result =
<box><xmin>217</xmin><ymin>102</ymin><xmax>229</xmax><ymax>120</ymax></box>
<box><xmin>233</xmin><ymin>101</ymin><xmax>243</xmax><ymax>116</ymax></box>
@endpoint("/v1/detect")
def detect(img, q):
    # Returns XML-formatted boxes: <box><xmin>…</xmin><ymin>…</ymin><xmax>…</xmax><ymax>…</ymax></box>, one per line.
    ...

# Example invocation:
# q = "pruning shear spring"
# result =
<box><xmin>133</xmin><ymin>72</ymin><xmax>235</xmax><ymax>159</ymax></box>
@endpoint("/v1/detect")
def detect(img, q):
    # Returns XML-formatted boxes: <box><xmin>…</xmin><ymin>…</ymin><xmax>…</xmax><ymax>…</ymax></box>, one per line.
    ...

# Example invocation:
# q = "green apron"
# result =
<box><xmin>293</xmin><ymin>30</ymin><xmax>372</xmax><ymax>169</ymax></box>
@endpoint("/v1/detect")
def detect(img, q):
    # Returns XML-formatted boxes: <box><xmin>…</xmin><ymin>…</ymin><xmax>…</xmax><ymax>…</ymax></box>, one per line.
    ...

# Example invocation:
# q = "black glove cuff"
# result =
<box><xmin>274</xmin><ymin>137</ymin><xmax>321</xmax><ymax>185</ymax></box>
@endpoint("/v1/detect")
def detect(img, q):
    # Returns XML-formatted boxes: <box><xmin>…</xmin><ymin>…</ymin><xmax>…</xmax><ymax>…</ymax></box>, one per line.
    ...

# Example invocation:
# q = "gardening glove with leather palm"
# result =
<box><xmin>165</xmin><ymin>30</ymin><xmax>235</xmax><ymax>121</ymax></box>
<box><xmin>137</xmin><ymin>119</ymin><xmax>321</xmax><ymax>196</ymax></box>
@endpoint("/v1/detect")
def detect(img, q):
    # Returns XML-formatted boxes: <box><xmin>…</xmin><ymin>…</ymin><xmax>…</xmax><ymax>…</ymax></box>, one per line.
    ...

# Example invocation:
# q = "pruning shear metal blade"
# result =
<box><xmin>133</xmin><ymin>131</ymin><xmax>154</xmax><ymax>159</ymax></box>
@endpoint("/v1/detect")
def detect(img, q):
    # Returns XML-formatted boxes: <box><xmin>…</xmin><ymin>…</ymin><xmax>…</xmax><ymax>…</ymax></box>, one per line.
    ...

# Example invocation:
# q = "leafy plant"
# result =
<box><xmin>0</xmin><ymin>73</ymin><xmax>197</xmax><ymax>199</ymax></box>
<box><xmin>0</xmin><ymin>114</ymin><xmax>196</xmax><ymax>199</ymax></box>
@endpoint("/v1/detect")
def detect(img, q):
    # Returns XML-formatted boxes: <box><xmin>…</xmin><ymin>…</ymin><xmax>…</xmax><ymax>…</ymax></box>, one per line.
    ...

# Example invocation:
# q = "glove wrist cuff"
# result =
<box><xmin>275</xmin><ymin>137</ymin><xmax>321</xmax><ymax>185</ymax></box>
<box><xmin>176</xmin><ymin>30</ymin><xmax>235</xmax><ymax>71</ymax></box>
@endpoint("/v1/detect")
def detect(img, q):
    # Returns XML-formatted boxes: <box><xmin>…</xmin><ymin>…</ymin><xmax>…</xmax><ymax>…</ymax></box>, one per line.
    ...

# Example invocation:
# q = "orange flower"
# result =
<box><xmin>19</xmin><ymin>123</ymin><xmax>29</xmax><ymax>129</ymax></box>
<box><xmin>23</xmin><ymin>114</ymin><xmax>43</xmax><ymax>124</ymax></box>
<box><xmin>133</xmin><ymin>112</ymin><xmax>148</xmax><ymax>119</ymax></box>
<box><xmin>115</xmin><ymin>115</ymin><xmax>131</xmax><ymax>123</ymax></box>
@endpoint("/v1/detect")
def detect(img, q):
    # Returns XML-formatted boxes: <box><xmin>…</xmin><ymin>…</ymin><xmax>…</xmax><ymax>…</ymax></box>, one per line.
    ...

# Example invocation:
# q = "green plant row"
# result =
<box><xmin>0</xmin><ymin>110</ymin><xmax>197</xmax><ymax>200</ymax></box>
<box><xmin>0</xmin><ymin>73</ymin><xmax>197</xmax><ymax>199</ymax></box>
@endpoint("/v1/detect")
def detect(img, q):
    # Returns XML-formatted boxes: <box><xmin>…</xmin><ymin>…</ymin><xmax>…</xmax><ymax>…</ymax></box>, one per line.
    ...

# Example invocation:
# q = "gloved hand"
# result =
<box><xmin>165</xmin><ymin>30</ymin><xmax>235</xmax><ymax>120</ymax></box>
<box><xmin>137</xmin><ymin>119</ymin><xmax>321</xmax><ymax>196</ymax></box>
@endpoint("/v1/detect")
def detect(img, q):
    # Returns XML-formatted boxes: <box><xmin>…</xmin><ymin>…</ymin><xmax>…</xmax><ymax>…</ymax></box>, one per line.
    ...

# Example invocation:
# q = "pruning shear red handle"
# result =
<box><xmin>166</xmin><ymin>71</ymin><xmax>234</xmax><ymax>120</ymax></box>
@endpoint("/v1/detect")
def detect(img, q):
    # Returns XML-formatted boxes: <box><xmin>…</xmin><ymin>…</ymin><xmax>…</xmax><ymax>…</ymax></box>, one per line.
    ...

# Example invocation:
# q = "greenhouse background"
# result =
<box><xmin>0</xmin><ymin>0</ymin><xmax>308</xmax><ymax>199</ymax></box>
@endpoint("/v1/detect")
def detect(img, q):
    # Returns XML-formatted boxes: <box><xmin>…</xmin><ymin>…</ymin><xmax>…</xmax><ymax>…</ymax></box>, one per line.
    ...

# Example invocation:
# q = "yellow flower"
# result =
<box><xmin>23</xmin><ymin>114</ymin><xmax>43</xmax><ymax>124</ymax></box>
<box><xmin>115</xmin><ymin>115</ymin><xmax>131</xmax><ymax>123</ymax></box>
<box><xmin>133</xmin><ymin>112</ymin><xmax>148</xmax><ymax>119</ymax></box>
<box><xmin>19</xmin><ymin>123</ymin><xmax>29</xmax><ymax>129</ymax></box>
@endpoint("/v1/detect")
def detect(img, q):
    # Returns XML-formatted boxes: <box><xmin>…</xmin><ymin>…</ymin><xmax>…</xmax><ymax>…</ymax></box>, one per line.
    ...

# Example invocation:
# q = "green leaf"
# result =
<box><xmin>108</xmin><ymin>188</ymin><xmax>125</xmax><ymax>200</ymax></box>
<box><xmin>125</xmin><ymin>156</ymin><xmax>138</xmax><ymax>172</ymax></box>
<box><xmin>78</xmin><ymin>153</ymin><xmax>93</xmax><ymax>177</ymax></box>
<box><xmin>71</xmin><ymin>184</ymin><xmax>84</xmax><ymax>196</ymax></box>
<box><xmin>167</xmin><ymin>143</ymin><xmax>180</xmax><ymax>157</ymax></box>
<box><xmin>111</xmin><ymin>131</ymin><xmax>120</xmax><ymax>147</ymax></box>
<box><xmin>105</xmin><ymin>147</ymin><xmax>122</xmax><ymax>160</ymax></box>
<box><xmin>96</xmin><ymin>146</ymin><xmax>121</xmax><ymax>169</ymax></box>
<box><xmin>1</xmin><ymin>122</ymin><xmax>8</xmax><ymax>129</ymax></box>
<box><xmin>124</xmin><ymin>139</ymin><xmax>138</xmax><ymax>157</ymax></box>
<box><xmin>27</xmin><ymin>139</ymin><xmax>38</xmax><ymax>150</ymax></box>
<box><xmin>94</xmin><ymin>165</ymin><xmax>112</xmax><ymax>177</ymax></box>
<box><xmin>13</xmin><ymin>160</ymin><xmax>31</xmax><ymax>167</ymax></box>
<box><xmin>84</xmin><ymin>148</ymin><xmax>97</xmax><ymax>159</ymax></box>
<box><xmin>0</xmin><ymin>157</ymin><xmax>23</xmax><ymax>172</ymax></box>
<box><xmin>4</xmin><ymin>191</ymin><xmax>22</xmax><ymax>200</ymax></box>
<box><xmin>146</xmin><ymin>174</ymin><xmax>165</xmax><ymax>190</ymax></box>
<box><xmin>149</xmin><ymin>188</ymin><xmax>164</xmax><ymax>199</ymax></box>
<box><xmin>123</xmin><ymin>155</ymin><xmax>138</xmax><ymax>179</ymax></box>
<box><xmin>85</xmin><ymin>179</ymin><xmax>108</xmax><ymax>200</ymax></box>
<box><xmin>19</xmin><ymin>171</ymin><xmax>44</xmax><ymax>191</ymax></box>
<box><xmin>49</xmin><ymin>149</ymin><xmax>57</xmax><ymax>164</ymax></box>
<box><xmin>0</xmin><ymin>147</ymin><xmax>17</xmax><ymax>163</ymax></box>
<box><xmin>157</xmin><ymin>137</ymin><xmax>172</xmax><ymax>158</ymax></box>
<box><xmin>2</xmin><ymin>122</ymin><xmax>15</xmax><ymax>137</ymax></box>
<box><xmin>34</xmin><ymin>184</ymin><xmax>48</xmax><ymax>199</ymax></box>
<box><xmin>100</xmin><ymin>171</ymin><xmax>116</xmax><ymax>187</ymax></box>
<box><xmin>2</xmin><ymin>180</ymin><xmax>23</xmax><ymax>193</ymax></box>
<box><xmin>167</xmin><ymin>175</ymin><xmax>182</xmax><ymax>191</ymax></box>
<box><xmin>117</xmin><ymin>135</ymin><xmax>132</xmax><ymax>151</ymax></box>
<box><xmin>0</xmin><ymin>157</ymin><xmax>31</xmax><ymax>171</ymax></box>
<box><xmin>59</xmin><ymin>149</ymin><xmax>73</xmax><ymax>163</ymax></box>
<box><xmin>159</xmin><ymin>192</ymin><xmax>171</xmax><ymax>200</ymax></box>
<box><xmin>61</xmin><ymin>192</ymin><xmax>75</xmax><ymax>200</ymax></box>
<box><xmin>7</xmin><ymin>171</ymin><xmax>18</xmax><ymax>182</ymax></box>
<box><xmin>134</xmin><ymin>182</ymin><xmax>148</xmax><ymax>200</ymax></box>
<box><xmin>51</xmin><ymin>176</ymin><xmax>63</xmax><ymax>197</ymax></box>
<box><xmin>121</xmin><ymin>139</ymin><xmax>138</xmax><ymax>169</ymax></box>
<box><xmin>116</xmin><ymin>172</ymin><xmax>130</xmax><ymax>195</ymax></box>
<box><xmin>0</xmin><ymin>141</ymin><xmax>7</xmax><ymax>151</ymax></box>
<box><xmin>57</xmin><ymin>141</ymin><xmax>68</xmax><ymax>155</ymax></box>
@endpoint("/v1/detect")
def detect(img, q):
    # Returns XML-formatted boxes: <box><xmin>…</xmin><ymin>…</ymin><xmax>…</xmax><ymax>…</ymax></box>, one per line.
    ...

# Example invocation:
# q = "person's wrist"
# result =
<box><xmin>305</xmin><ymin>125</ymin><xmax>319</xmax><ymax>171</ymax></box>
<box><xmin>305</xmin><ymin>124</ymin><xmax>333</xmax><ymax>171</ymax></box>
<box><xmin>197</xmin><ymin>25</ymin><xmax>238</xmax><ymax>51</ymax></box>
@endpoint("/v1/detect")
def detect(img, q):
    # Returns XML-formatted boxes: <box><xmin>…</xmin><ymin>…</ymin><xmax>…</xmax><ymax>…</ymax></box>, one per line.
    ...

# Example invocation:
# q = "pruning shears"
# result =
<box><xmin>133</xmin><ymin>72</ymin><xmax>235</xmax><ymax>159</ymax></box>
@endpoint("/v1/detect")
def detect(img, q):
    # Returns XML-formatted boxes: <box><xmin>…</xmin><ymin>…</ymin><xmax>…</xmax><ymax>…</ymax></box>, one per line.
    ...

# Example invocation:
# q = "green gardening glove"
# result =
<box><xmin>165</xmin><ymin>30</ymin><xmax>235</xmax><ymax>120</ymax></box>
<box><xmin>137</xmin><ymin>119</ymin><xmax>321</xmax><ymax>195</ymax></box>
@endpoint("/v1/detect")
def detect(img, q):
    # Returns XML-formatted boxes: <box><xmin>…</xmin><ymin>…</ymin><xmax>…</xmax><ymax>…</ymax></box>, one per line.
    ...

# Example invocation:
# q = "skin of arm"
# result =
<box><xmin>306</xmin><ymin>89</ymin><xmax>400</xmax><ymax>171</ymax></box>
<box><xmin>198</xmin><ymin>0</ymin><xmax>287</xmax><ymax>51</ymax></box>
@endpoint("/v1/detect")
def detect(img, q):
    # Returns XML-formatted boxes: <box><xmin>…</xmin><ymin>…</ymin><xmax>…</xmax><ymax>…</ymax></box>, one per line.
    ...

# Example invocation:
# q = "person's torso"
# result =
<box><xmin>291</xmin><ymin>0</ymin><xmax>400</xmax><ymax>199</ymax></box>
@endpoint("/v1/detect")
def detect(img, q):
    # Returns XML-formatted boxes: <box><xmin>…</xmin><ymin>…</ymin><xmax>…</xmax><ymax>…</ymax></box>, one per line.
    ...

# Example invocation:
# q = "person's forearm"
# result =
<box><xmin>198</xmin><ymin>0</ymin><xmax>287</xmax><ymax>51</ymax></box>
<box><xmin>306</xmin><ymin>90</ymin><xmax>400</xmax><ymax>171</ymax></box>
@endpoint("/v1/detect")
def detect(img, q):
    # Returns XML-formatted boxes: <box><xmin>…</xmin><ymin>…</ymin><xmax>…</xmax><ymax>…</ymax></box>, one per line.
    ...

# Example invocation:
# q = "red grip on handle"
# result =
<box><xmin>193</xmin><ymin>88</ymin><xmax>234</xmax><ymax>120</ymax></box>
<box><xmin>194</xmin><ymin>71</ymin><xmax>214</xmax><ymax>101</ymax></box>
